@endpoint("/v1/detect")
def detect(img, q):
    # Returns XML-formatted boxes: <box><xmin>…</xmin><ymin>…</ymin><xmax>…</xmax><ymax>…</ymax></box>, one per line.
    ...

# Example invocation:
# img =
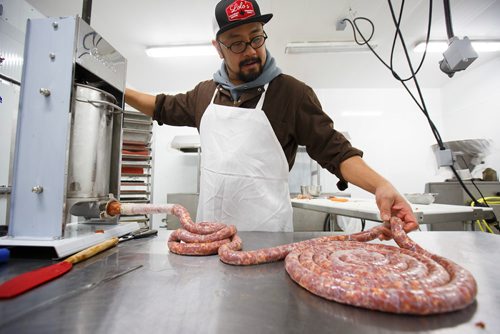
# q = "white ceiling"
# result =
<box><xmin>25</xmin><ymin>0</ymin><xmax>500</xmax><ymax>92</ymax></box>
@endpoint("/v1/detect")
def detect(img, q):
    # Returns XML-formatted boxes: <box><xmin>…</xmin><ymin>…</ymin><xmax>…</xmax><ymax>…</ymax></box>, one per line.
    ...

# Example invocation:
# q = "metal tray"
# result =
<box><xmin>123</xmin><ymin>128</ymin><xmax>152</xmax><ymax>145</ymax></box>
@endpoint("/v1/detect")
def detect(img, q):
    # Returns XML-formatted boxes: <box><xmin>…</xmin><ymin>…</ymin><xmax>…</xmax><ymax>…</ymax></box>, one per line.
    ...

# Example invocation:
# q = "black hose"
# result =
<box><xmin>443</xmin><ymin>0</ymin><xmax>454</xmax><ymax>39</ymax></box>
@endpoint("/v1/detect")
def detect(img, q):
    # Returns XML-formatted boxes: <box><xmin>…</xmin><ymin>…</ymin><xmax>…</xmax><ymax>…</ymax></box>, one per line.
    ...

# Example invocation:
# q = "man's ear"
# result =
<box><xmin>212</xmin><ymin>40</ymin><xmax>224</xmax><ymax>59</ymax></box>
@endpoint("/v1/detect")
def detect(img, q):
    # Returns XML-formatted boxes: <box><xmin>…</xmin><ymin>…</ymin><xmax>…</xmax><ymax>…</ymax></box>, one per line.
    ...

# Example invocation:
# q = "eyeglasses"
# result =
<box><xmin>218</xmin><ymin>32</ymin><xmax>268</xmax><ymax>54</ymax></box>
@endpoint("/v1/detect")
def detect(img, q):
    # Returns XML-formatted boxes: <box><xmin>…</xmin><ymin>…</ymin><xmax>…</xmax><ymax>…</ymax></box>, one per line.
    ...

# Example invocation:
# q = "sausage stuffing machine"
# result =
<box><xmin>0</xmin><ymin>16</ymin><xmax>139</xmax><ymax>257</ymax></box>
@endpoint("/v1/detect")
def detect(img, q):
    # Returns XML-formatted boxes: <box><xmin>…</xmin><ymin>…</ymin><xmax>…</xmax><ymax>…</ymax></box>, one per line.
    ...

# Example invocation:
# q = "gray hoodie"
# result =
<box><xmin>213</xmin><ymin>49</ymin><xmax>282</xmax><ymax>100</ymax></box>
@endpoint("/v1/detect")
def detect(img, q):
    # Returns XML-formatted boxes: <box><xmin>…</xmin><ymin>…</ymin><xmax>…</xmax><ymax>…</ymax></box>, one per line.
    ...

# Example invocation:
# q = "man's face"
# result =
<box><xmin>213</xmin><ymin>22</ymin><xmax>267</xmax><ymax>85</ymax></box>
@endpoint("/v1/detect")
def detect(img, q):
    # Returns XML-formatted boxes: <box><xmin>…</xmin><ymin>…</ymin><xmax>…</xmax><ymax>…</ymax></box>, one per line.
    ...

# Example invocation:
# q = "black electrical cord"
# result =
<box><xmin>386</xmin><ymin>0</ymin><xmax>446</xmax><ymax>149</ymax></box>
<box><xmin>343</xmin><ymin>0</ymin><xmax>445</xmax><ymax>149</ymax></box>
<box><xmin>344</xmin><ymin>1</ymin><xmax>442</xmax><ymax>146</ymax></box>
<box><xmin>443</xmin><ymin>0</ymin><xmax>454</xmax><ymax>39</ymax></box>
<box><xmin>0</xmin><ymin>73</ymin><xmax>20</xmax><ymax>86</ymax></box>
<box><xmin>343</xmin><ymin>0</ymin><xmax>499</xmax><ymax>224</ymax></box>
<box><xmin>343</xmin><ymin>0</ymin><xmax>432</xmax><ymax>82</ymax></box>
<box><xmin>456</xmin><ymin>161</ymin><xmax>500</xmax><ymax>232</ymax></box>
<box><xmin>387</xmin><ymin>0</ymin><xmax>485</xmax><ymax>205</ymax></box>
<box><xmin>457</xmin><ymin>155</ymin><xmax>492</xmax><ymax>207</ymax></box>
<box><xmin>449</xmin><ymin>165</ymin><xmax>481</xmax><ymax>206</ymax></box>
<box><xmin>323</xmin><ymin>214</ymin><xmax>331</xmax><ymax>231</ymax></box>
<box><xmin>389</xmin><ymin>0</ymin><xmax>432</xmax><ymax>82</ymax></box>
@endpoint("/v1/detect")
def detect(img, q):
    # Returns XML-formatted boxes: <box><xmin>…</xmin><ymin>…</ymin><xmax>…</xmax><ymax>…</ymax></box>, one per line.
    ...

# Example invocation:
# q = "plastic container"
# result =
<box><xmin>404</xmin><ymin>193</ymin><xmax>437</xmax><ymax>205</ymax></box>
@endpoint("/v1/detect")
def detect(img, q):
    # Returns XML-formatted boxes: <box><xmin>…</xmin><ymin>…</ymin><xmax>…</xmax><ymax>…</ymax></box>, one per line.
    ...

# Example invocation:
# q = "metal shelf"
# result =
<box><xmin>122</xmin><ymin>154</ymin><xmax>151</xmax><ymax>161</ymax></box>
<box><xmin>120</xmin><ymin>109</ymin><xmax>154</xmax><ymax>228</ymax></box>
<box><xmin>121</xmin><ymin>181</ymin><xmax>147</xmax><ymax>186</ymax></box>
<box><xmin>121</xmin><ymin>163</ymin><xmax>152</xmax><ymax>169</ymax></box>
<box><xmin>121</xmin><ymin>173</ymin><xmax>152</xmax><ymax>178</ymax></box>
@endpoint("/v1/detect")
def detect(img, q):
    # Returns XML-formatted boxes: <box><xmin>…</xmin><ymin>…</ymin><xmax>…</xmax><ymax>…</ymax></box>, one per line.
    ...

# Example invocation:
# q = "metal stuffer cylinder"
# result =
<box><xmin>66</xmin><ymin>84</ymin><xmax>118</xmax><ymax>201</ymax></box>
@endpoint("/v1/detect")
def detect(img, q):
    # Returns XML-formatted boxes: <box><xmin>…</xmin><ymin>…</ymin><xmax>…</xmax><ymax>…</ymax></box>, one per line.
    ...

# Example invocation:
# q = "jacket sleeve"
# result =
<box><xmin>153</xmin><ymin>83</ymin><xmax>201</xmax><ymax>127</ymax></box>
<box><xmin>295</xmin><ymin>84</ymin><xmax>363</xmax><ymax>190</ymax></box>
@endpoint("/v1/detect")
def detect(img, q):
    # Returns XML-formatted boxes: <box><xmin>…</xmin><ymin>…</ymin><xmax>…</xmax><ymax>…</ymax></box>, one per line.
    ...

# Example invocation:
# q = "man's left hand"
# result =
<box><xmin>375</xmin><ymin>183</ymin><xmax>418</xmax><ymax>240</ymax></box>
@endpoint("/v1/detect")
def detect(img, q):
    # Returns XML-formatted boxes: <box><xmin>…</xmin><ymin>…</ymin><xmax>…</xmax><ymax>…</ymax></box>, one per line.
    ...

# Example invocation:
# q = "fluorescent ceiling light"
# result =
<box><xmin>414</xmin><ymin>40</ymin><xmax>500</xmax><ymax>53</ymax></box>
<box><xmin>146</xmin><ymin>44</ymin><xmax>217</xmax><ymax>57</ymax></box>
<box><xmin>285</xmin><ymin>41</ymin><xmax>376</xmax><ymax>54</ymax></box>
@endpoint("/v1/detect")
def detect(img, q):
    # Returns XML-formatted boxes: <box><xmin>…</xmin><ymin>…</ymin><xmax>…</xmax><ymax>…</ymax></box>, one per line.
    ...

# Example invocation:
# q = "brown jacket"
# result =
<box><xmin>154</xmin><ymin>74</ymin><xmax>362</xmax><ymax>190</ymax></box>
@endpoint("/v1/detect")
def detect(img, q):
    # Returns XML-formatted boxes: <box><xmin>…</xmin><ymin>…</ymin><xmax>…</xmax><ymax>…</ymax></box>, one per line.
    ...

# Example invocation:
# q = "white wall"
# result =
<box><xmin>315</xmin><ymin>88</ymin><xmax>443</xmax><ymax>198</ymax></box>
<box><xmin>150</xmin><ymin>86</ymin><xmax>444</xmax><ymax>202</ymax></box>
<box><xmin>152</xmin><ymin>124</ymin><xmax>200</xmax><ymax>200</ymax></box>
<box><xmin>125</xmin><ymin>57</ymin><xmax>500</xmax><ymax>215</ymax></box>
<box><xmin>149</xmin><ymin>56</ymin><xmax>500</xmax><ymax>204</ymax></box>
<box><xmin>441</xmin><ymin>56</ymin><xmax>500</xmax><ymax>176</ymax></box>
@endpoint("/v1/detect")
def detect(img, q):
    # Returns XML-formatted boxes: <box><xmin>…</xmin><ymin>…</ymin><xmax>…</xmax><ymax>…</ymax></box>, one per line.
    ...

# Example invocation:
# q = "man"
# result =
<box><xmin>125</xmin><ymin>0</ymin><xmax>418</xmax><ymax>236</ymax></box>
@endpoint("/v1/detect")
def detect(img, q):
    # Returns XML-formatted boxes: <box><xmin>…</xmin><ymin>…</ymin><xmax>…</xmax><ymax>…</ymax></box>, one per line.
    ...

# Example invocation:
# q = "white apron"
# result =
<box><xmin>196</xmin><ymin>85</ymin><xmax>293</xmax><ymax>231</ymax></box>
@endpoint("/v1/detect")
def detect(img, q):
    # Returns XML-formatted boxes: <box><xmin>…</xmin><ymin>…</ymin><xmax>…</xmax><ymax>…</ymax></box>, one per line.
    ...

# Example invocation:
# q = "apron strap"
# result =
<box><xmin>255</xmin><ymin>83</ymin><xmax>269</xmax><ymax>110</ymax></box>
<box><xmin>211</xmin><ymin>86</ymin><xmax>219</xmax><ymax>104</ymax></box>
<box><xmin>212</xmin><ymin>83</ymin><xmax>269</xmax><ymax>108</ymax></box>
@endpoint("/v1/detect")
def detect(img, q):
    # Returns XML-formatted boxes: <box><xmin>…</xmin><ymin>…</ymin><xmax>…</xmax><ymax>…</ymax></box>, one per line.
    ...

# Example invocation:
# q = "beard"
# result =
<box><xmin>237</xmin><ymin>56</ymin><xmax>263</xmax><ymax>82</ymax></box>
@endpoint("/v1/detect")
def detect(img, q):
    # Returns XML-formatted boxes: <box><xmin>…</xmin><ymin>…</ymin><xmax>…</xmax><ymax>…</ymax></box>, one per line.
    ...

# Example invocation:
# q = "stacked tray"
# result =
<box><xmin>120</xmin><ymin>110</ymin><xmax>154</xmax><ymax>225</ymax></box>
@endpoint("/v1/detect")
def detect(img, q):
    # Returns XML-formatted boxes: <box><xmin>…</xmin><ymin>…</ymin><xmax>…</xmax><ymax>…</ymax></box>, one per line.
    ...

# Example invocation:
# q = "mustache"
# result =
<box><xmin>239</xmin><ymin>57</ymin><xmax>261</xmax><ymax>67</ymax></box>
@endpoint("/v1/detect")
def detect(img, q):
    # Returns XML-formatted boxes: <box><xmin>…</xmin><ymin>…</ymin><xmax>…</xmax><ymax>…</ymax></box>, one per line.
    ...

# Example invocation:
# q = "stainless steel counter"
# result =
<box><xmin>292</xmin><ymin>198</ymin><xmax>495</xmax><ymax>229</ymax></box>
<box><xmin>0</xmin><ymin>230</ymin><xmax>499</xmax><ymax>333</ymax></box>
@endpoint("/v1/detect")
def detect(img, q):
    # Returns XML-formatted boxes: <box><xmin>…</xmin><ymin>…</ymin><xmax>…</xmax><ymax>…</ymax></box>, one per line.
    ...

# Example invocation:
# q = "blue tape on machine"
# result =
<box><xmin>0</xmin><ymin>248</ymin><xmax>10</xmax><ymax>263</ymax></box>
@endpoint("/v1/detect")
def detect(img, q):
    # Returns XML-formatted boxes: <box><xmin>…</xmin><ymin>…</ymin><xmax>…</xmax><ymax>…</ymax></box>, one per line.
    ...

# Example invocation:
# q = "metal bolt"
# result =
<box><xmin>52</xmin><ymin>22</ymin><xmax>59</xmax><ymax>29</ymax></box>
<box><xmin>0</xmin><ymin>185</ymin><xmax>11</xmax><ymax>194</ymax></box>
<box><xmin>39</xmin><ymin>88</ymin><xmax>51</xmax><ymax>97</ymax></box>
<box><xmin>49</xmin><ymin>53</ymin><xmax>56</xmax><ymax>60</ymax></box>
<box><xmin>32</xmin><ymin>186</ymin><xmax>44</xmax><ymax>194</ymax></box>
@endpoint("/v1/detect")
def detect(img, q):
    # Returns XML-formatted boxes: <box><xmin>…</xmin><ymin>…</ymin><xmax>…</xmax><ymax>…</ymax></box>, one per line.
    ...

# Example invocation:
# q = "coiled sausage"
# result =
<box><xmin>108</xmin><ymin>202</ymin><xmax>477</xmax><ymax>315</ymax></box>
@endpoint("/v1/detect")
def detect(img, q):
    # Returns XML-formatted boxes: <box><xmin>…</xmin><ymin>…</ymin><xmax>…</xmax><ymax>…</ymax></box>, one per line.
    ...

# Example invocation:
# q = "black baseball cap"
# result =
<box><xmin>214</xmin><ymin>0</ymin><xmax>273</xmax><ymax>38</ymax></box>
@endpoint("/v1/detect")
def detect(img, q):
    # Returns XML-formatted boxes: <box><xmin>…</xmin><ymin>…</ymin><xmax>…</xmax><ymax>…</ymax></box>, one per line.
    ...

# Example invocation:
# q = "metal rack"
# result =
<box><xmin>296</xmin><ymin>146</ymin><xmax>321</xmax><ymax>188</ymax></box>
<box><xmin>120</xmin><ymin>110</ymin><xmax>154</xmax><ymax>227</ymax></box>
<box><xmin>165</xmin><ymin>135</ymin><xmax>201</xmax><ymax>229</ymax></box>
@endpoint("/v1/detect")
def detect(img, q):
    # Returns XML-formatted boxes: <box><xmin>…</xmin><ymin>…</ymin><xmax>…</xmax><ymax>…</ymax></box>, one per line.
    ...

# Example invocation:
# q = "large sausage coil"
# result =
<box><xmin>284</xmin><ymin>218</ymin><xmax>477</xmax><ymax>314</ymax></box>
<box><xmin>106</xmin><ymin>201</ymin><xmax>477</xmax><ymax>315</ymax></box>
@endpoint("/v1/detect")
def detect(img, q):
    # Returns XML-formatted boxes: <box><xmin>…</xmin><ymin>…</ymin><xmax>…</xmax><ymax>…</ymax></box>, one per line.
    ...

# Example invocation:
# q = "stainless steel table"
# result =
<box><xmin>292</xmin><ymin>198</ymin><xmax>495</xmax><ymax>230</ymax></box>
<box><xmin>0</xmin><ymin>230</ymin><xmax>498</xmax><ymax>334</ymax></box>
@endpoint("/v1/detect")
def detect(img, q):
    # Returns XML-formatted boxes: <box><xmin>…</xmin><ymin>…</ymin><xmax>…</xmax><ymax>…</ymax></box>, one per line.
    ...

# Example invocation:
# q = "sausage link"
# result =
<box><xmin>108</xmin><ymin>202</ymin><xmax>477</xmax><ymax>314</ymax></box>
<box><xmin>218</xmin><ymin>225</ymin><xmax>385</xmax><ymax>265</ymax></box>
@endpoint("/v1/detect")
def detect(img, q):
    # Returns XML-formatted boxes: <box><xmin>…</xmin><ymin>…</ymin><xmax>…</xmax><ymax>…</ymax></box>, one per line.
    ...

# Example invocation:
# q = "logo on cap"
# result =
<box><xmin>226</xmin><ymin>0</ymin><xmax>255</xmax><ymax>22</ymax></box>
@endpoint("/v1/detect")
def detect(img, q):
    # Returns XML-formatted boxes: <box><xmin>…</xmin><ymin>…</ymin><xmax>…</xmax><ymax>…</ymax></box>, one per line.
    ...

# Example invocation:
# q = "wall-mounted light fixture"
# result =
<box><xmin>285</xmin><ymin>41</ymin><xmax>376</xmax><ymax>54</ymax></box>
<box><xmin>414</xmin><ymin>40</ymin><xmax>500</xmax><ymax>53</ymax></box>
<box><xmin>145</xmin><ymin>44</ymin><xmax>217</xmax><ymax>58</ymax></box>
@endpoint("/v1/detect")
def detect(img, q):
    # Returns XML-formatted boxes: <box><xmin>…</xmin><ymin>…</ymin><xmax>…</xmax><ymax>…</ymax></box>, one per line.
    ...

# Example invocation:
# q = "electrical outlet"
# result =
<box><xmin>336</xmin><ymin>19</ymin><xmax>347</xmax><ymax>31</ymax></box>
<box><xmin>436</xmin><ymin>149</ymin><xmax>454</xmax><ymax>167</ymax></box>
